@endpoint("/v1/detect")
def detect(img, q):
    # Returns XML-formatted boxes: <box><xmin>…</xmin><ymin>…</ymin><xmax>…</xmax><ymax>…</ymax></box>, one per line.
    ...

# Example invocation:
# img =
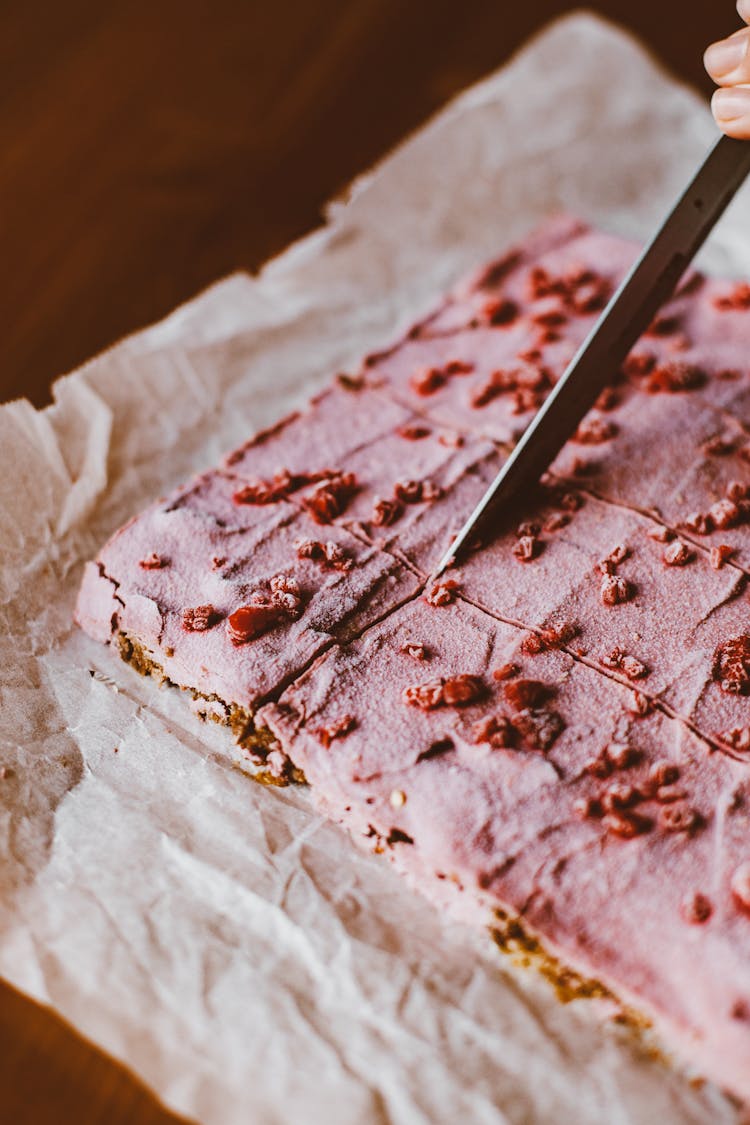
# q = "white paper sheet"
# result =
<box><xmin>1</xmin><ymin>13</ymin><xmax>748</xmax><ymax>1123</ymax></box>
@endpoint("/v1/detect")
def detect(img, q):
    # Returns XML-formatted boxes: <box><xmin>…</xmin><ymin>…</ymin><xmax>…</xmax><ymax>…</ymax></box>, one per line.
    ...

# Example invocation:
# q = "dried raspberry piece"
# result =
<box><xmin>302</xmin><ymin>472</ymin><xmax>358</xmax><ymax>523</ymax></box>
<box><xmin>703</xmin><ymin>435</ymin><xmax>736</xmax><ymax>457</ymax></box>
<box><xmin>211</xmin><ymin>556</ymin><xmax>227</xmax><ymax>570</ymax></box>
<box><xmin>597</xmin><ymin>545</ymin><xmax>630</xmax><ymax>576</ymax></box>
<box><xmin>226</xmin><ymin>600</ymin><xmax>280</xmax><ymax>644</ymax></box>
<box><xmin>560</xmin><ymin>492</ymin><xmax>584</xmax><ymax>511</ymax></box>
<box><xmin>647</xmin><ymin>760</ymin><xmax>680</xmax><ymax>789</ymax></box>
<box><xmin>709</xmin><ymin>498</ymin><xmax>741</xmax><ymax>530</ymax></box>
<box><xmin>335</xmin><ymin>372</ymin><xmax>364</xmax><ymax>391</ymax></box>
<box><xmin>531</xmin><ymin>302</ymin><xmax>568</xmax><ymax>330</ymax></box>
<box><xmin>503</xmin><ymin>679</ymin><xmax>549</xmax><ymax>709</ymax></box>
<box><xmin>726</xmin><ymin>480</ymin><xmax>749</xmax><ymax>501</ymax></box>
<box><xmin>442</xmin><ymin>674</ymin><xmax>485</xmax><ymax>706</ymax></box>
<box><xmin>606</xmin><ymin>742</ymin><xmax>639</xmax><ymax>770</ymax></box>
<box><xmin>655</xmin><ymin>785</ymin><xmax>687</xmax><ymax>804</ymax></box>
<box><xmin>410</xmin><ymin>367</ymin><xmax>447</xmax><ymax>396</ymax></box>
<box><xmin>569</xmin><ymin>277</ymin><xmax>611</xmax><ymax>315</ymax></box>
<box><xmin>512</xmin><ymin>708</ymin><xmax>564</xmax><ymax>752</ymax></box>
<box><xmin>646</xmin><ymin>313</ymin><xmax>680</xmax><ymax>336</ymax></box>
<box><xmin>516</xmin><ymin>520</ymin><xmax>541</xmax><ymax>538</ymax></box>
<box><xmin>402</xmin><ymin>678</ymin><xmax>445</xmax><ymax>710</ymax></box>
<box><xmin>471</xmin><ymin>716</ymin><xmax>514</xmax><ymax>749</ymax></box>
<box><xmin>470</xmin><ymin>369</ymin><xmax>514</xmax><ymax>408</ymax></box>
<box><xmin>623</xmin><ymin>352</ymin><xmax>656</xmax><ymax>379</ymax></box>
<box><xmin>397</xmin><ymin>423</ymin><xmax>431</xmax><ymax>441</ymax></box>
<box><xmin>513</xmin><ymin>535</ymin><xmax>541</xmax><ymax>563</ymax></box>
<box><xmin>401</xmin><ymin>642</ymin><xmax>429</xmax><ymax>661</ymax></box>
<box><xmin>573</xmin><ymin>416</ymin><xmax>618</xmax><ymax>445</ymax></box>
<box><xmin>403</xmin><ymin>674</ymin><xmax>483</xmax><ymax>710</ymax></box>
<box><xmin>424</xmin><ymin>579</ymin><xmax>459</xmax><ymax>607</ymax></box>
<box><xmin>584</xmin><ymin>754</ymin><xmax>613</xmax><ymax>779</ymax></box>
<box><xmin>269</xmin><ymin>574</ymin><xmax>303</xmax><ymax>617</ymax></box>
<box><xmin>420</xmin><ymin>481</ymin><xmax>444</xmax><ymax>502</ymax></box>
<box><xmin>647</xmin><ymin>525</ymin><xmax>674</xmax><ymax>543</ymax></box>
<box><xmin>438</xmin><ymin>431</ymin><xmax>464</xmax><ymax>449</ymax></box>
<box><xmin>314</xmin><ymin>714</ymin><xmax>356</xmax><ymax>748</ymax></box>
<box><xmin>574</xmin><ymin>795</ymin><xmax>603</xmax><ymax>820</ymax></box>
<box><xmin>543</xmin><ymin>511</ymin><xmax>571</xmax><ymax>532</ymax></box>
<box><xmin>182</xmin><ymin>604</ymin><xmax>220</xmax><ymax>632</ymax></box>
<box><xmin>492</xmin><ymin>663</ymin><xmax>519</xmax><ymax>682</ymax></box>
<box><xmin>394</xmin><ymin>480</ymin><xmax>442</xmax><ymax>505</ymax></box>
<box><xmin>527</xmin><ymin>266</ymin><xmax>557</xmax><ymax>299</ymax></box>
<box><xmin>731</xmin><ymin>862</ymin><xmax>750</xmax><ymax>911</ymax></box>
<box><xmin>511</xmin><ymin>389</ymin><xmax>543</xmax><ymax>414</ymax></box>
<box><xmin>663</xmin><ymin>540</ymin><xmax>694</xmax><ymax>567</ymax></box>
<box><xmin>371</xmin><ymin>497</ymin><xmax>403</xmax><ymax>527</ymax></box>
<box><xmin>139</xmin><ymin>552</ymin><xmax>168</xmax><ymax>569</ymax></box>
<box><xmin>627</xmin><ymin>690</ymin><xmax>652</xmax><ymax>717</ymax></box>
<box><xmin>595</xmin><ymin>386</ymin><xmax>619</xmax><ymax>412</ymax></box>
<box><xmin>658</xmin><ymin>804</ymin><xmax>701</xmax><ymax>834</ymax></box>
<box><xmin>714</xmin><ymin>283</ymin><xmax>750</xmax><ymax>311</ymax></box>
<box><xmin>517</xmin><ymin>347</ymin><xmax>543</xmax><ymax>364</ymax></box>
<box><xmin>681</xmin><ymin>892</ymin><xmax>713</xmax><ymax>925</ymax></box>
<box><xmin>295</xmin><ymin>539</ymin><xmax>352</xmax><ymax>571</ymax></box>
<box><xmin>645</xmin><ymin>361</ymin><xmax>705</xmax><ymax>393</ymax></box>
<box><xmin>482</xmin><ymin>297</ymin><xmax>520</xmax><ymax>326</ymax></box>
<box><xmin>521</xmin><ymin>634</ymin><xmax>546</xmax><ymax>655</ymax></box>
<box><xmin>683</xmin><ymin>511</ymin><xmax>714</xmax><ymax>536</ymax></box>
<box><xmin>232</xmin><ymin>469</ymin><xmax>304</xmax><ymax>505</ymax></box>
<box><xmin>602</xmin><ymin>783</ymin><xmax>640</xmax><ymax>811</ymax></box>
<box><xmin>599</xmin><ymin>574</ymin><xmax>632</xmax><ymax>607</ymax></box>
<box><xmin>603</xmin><ymin>810</ymin><xmax>652</xmax><ymax>838</ymax></box>
<box><xmin>601</xmin><ymin>648</ymin><xmax>647</xmax><ymax>680</ymax></box>
<box><xmin>521</xmin><ymin>622</ymin><xmax>576</xmax><ymax>656</ymax></box>
<box><xmin>444</xmin><ymin>359</ymin><xmax>474</xmax><ymax>376</ymax></box>
<box><xmin>718</xmin><ymin>727</ymin><xmax>750</xmax><ymax>753</ymax></box>
<box><xmin>713</xmin><ymin>635</ymin><xmax>750</xmax><ymax>694</ymax></box>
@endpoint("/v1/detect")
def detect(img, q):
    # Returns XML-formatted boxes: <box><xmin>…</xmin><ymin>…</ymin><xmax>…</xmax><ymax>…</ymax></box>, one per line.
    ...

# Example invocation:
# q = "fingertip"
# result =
<box><xmin>739</xmin><ymin>0</ymin><xmax>750</xmax><ymax>26</ymax></box>
<box><xmin>712</xmin><ymin>87</ymin><xmax>750</xmax><ymax>138</ymax></box>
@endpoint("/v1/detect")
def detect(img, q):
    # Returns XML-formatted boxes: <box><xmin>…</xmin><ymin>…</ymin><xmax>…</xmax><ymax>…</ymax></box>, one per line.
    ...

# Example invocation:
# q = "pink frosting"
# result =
<box><xmin>77</xmin><ymin>215</ymin><xmax>750</xmax><ymax>1101</ymax></box>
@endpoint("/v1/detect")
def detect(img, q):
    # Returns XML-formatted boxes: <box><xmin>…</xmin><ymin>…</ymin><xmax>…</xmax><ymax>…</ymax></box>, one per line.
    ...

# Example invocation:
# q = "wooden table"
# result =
<box><xmin>0</xmin><ymin>1</ymin><xmax>721</xmax><ymax>1120</ymax></box>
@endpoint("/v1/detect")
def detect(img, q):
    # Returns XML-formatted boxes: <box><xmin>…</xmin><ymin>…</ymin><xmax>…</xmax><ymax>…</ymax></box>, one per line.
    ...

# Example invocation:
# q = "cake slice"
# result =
<box><xmin>75</xmin><ymin>215</ymin><xmax>750</xmax><ymax>1103</ymax></box>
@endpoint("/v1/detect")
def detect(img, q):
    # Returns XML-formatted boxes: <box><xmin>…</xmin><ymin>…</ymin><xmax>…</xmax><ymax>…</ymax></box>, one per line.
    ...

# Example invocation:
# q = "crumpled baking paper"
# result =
<box><xmin>2</xmin><ymin>12</ymin><xmax>748</xmax><ymax>1124</ymax></box>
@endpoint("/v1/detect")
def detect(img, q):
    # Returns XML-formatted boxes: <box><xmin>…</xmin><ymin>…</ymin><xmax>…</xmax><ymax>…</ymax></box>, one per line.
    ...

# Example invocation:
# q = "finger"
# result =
<box><xmin>738</xmin><ymin>0</ymin><xmax>750</xmax><ymax>27</ymax></box>
<box><xmin>704</xmin><ymin>27</ymin><xmax>750</xmax><ymax>86</ymax></box>
<box><xmin>712</xmin><ymin>85</ymin><xmax>750</xmax><ymax>138</ymax></box>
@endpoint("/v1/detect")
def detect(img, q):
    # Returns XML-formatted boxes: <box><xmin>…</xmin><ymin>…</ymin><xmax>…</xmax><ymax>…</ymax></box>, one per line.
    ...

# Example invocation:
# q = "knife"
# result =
<box><xmin>433</xmin><ymin>132</ymin><xmax>750</xmax><ymax>578</ymax></box>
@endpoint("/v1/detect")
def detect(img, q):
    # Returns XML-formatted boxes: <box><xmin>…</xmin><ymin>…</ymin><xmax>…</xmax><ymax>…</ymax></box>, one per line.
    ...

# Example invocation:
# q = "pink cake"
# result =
<box><xmin>76</xmin><ymin>216</ymin><xmax>750</xmax><ymax>1103</ymax></box>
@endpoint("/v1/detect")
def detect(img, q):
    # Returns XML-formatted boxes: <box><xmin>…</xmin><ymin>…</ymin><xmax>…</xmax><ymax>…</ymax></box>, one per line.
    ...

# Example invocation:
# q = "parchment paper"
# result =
<box><xmin>2</xmin><ymin>13</ymin><xmax>748</xmax><ymax>1123</ymax></box>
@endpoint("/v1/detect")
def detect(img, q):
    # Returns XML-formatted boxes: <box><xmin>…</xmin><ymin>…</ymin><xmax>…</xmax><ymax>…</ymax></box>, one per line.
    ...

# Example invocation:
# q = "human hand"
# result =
<box><xmin>705</xmin><ymin>1</ymin><xmax>750</xmax><ymax>137</ymax></box>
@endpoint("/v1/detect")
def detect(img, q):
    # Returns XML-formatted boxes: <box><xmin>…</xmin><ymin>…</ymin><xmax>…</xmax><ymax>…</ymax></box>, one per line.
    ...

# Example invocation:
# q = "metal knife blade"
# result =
<box><xmin>433</xmin><ymin>132</ymin><xmax>750</xmax><ymax>578</ymax></box>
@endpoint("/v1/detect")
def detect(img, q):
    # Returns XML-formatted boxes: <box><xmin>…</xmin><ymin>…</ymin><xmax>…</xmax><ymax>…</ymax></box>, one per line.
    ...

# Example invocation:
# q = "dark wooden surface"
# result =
<box><xmin>0</xmin><ymin>1</ymin><xmax>726</xmax><ymax>1121</ymax></box>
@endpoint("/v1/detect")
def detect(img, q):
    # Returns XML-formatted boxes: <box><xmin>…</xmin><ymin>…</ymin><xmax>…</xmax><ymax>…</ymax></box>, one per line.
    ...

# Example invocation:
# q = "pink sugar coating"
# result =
<box><xmin>76</xmin><ymin>214</ymin><xmax>750</xmax><ymax>1103</ymax></box>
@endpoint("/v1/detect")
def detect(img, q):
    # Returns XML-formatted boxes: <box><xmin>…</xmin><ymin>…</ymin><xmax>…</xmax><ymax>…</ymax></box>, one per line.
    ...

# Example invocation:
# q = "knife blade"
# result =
<box><xmin>433</xmin><ymin>132</ymin><xmax>750</xmax><ymax>578</ymax></box>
